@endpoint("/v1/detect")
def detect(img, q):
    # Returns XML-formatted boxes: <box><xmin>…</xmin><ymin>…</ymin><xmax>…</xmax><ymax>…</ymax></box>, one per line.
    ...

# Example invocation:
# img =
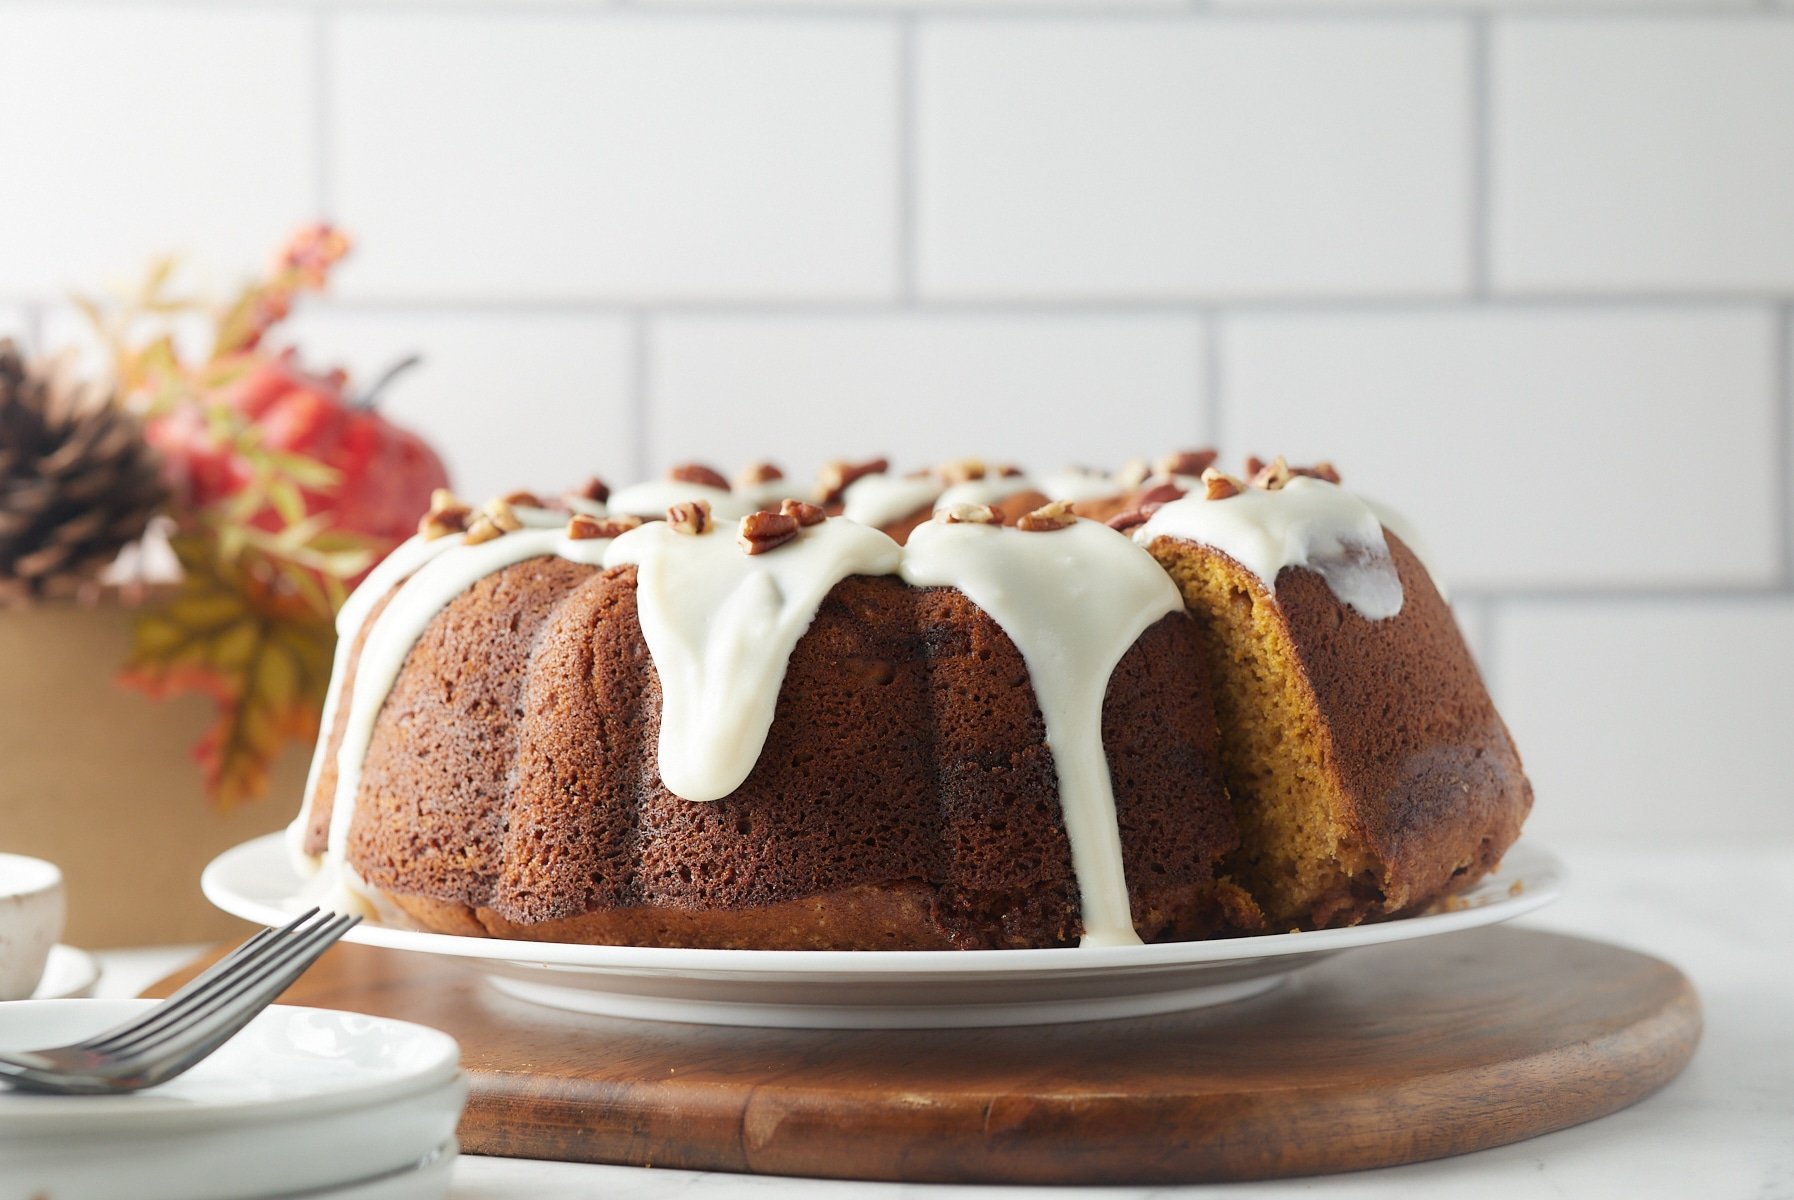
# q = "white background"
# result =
<box><xmin>1</xmin><ymin>0</ymin><xmax>1790</xmax><ymax>849</ymax></box>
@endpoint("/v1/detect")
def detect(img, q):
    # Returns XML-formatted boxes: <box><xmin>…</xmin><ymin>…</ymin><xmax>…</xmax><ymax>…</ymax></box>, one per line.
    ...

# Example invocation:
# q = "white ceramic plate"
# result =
<box><xmin>265</xmin><ymin>1143</ymin><xmax>455</xmax><ymax>1200</ymax></box>
<box><xmin>28</xmin><ymin>944</ymin><xmax>100</xmax><ymax>1000</ymax></box>
<box><xmin>205</xmin><ymin>833</ymin><xmax>1564</xmax><ymax>1029</ymax></box>
<box><xmin>0</xmin><ymin>1000</ymin><xmax>466</xmax><ymax>1200</ymax></box>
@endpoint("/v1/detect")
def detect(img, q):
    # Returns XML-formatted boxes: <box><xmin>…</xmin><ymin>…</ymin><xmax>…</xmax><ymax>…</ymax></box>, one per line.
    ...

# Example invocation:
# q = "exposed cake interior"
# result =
<box><xmin>1152</xmin><ymin>546</ymin><xmax>1374</xmax><ymax>928</ymax></box>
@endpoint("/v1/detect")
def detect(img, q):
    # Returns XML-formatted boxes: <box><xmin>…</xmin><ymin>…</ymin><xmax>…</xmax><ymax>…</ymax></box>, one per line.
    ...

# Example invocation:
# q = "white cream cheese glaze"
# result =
<box><xmin>933</xmin><ymin>475</ymin><xmax>1039</xmax><ymax>513</ymax></box>
<box><xmin>286</xmin><ymin>531</ymin><xmax>464</xmax><ymax>875</ymax></box>
<box><xmin>901</xmin><ymin>518</ymin><xmax>1181</xmax><ymax>947</ymax></box>
<box><xmin>1134</xmin><ymin>476</ymin><xmax>1404</xmax><ymax>620</ymax></box>
<box><xmin>300</xmin><ymin>506</ymin><xmax>1192</xmax><ymax>945</ymax></box>
<box><xmin>607</xmin><ymin>480</ymin><xmax>756</xmax><ymax>521</ymax></box>
<box><xmin>1360</xmin><ymin>494</ymin><xmax>1446</xmax><ymax>600</ymax></box>
<box><xmin>841</xmin><ymin>473</ymin><xmax>943</xmax><ymax>528</ymax></box>
<box><xmin>1039</xmin><ymin>469</ymin><xmax>1120</xmax><ymax>504</ymax></box>
<box><xmin>600</xmin><ymin>518</ymin><xmax>903</xmax><ymax>802</ymax></box>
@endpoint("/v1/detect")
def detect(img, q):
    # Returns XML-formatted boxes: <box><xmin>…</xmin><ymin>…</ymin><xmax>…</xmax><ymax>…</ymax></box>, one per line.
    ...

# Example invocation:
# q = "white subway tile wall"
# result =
<box><xmin>646</xmin><ymin>314</ymin><xmax>1204</xmax><ymax>475</ymax></box>
<box><xmin>1</xmin><ymin>2</ymin><xmax>1788</xmax><ymax>845</ymax></box>
<box><xmin>916</xmin><ymin>20</ymin><xmax>1472</xmax><ymax>299</ymax></box>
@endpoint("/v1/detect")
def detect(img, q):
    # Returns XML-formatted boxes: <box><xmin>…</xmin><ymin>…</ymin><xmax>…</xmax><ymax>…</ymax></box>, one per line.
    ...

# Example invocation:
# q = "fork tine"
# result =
<box><xmin>111</xmin><ymin>915</ymin><xmax>360</xmax><ymax>1084</ymax></box>
<box><xmin>82</xmin><ymin>907</ymin><xmax>328</xmax><ymax>1047</ymax></box>
<box><xmin>102</xmin><ymin>914</ymin><xmax>360</xmax><ymax>1067</ymax></box>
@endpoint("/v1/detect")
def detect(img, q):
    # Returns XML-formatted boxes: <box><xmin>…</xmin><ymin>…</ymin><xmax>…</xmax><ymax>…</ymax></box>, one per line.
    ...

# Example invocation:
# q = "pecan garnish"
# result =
<box><xmin>1291</xmin><ymin>460</ymin><xmax>1342</xmax><ymax>484</ymax></box>
<box><xmin>779</xmin><ymin>498</ymin><xmax>826</xmax><ymax>527</ymax></box>
<box><xmin>1156</xmin><ymin>448</ymin><xmax>1218</xmax><ymax>479</ymax></box>
<box><xmin>1201</xmin><ymin>468</ymin><xmax>1245</xmax><ymax>501</ymax></box>
<box><xmin>1114</xmin><ymin>459</ymin><xmax>1151</xmax><ymax>491</ymax></box>
<box><xmin>939</xmin><ymin>503</ymin><xmax>999</xmax><ymax>525</ymax></box>
<box><xmin>1134</xmin><ymin>482</ymin><xmax>1187</xmax><ymax>507</ymax></box>
<box><xmin>480</xmin><ymin>498</ymin><xmax>524</xmax><ymax>533</ymax></box>
<box><xmin>939</xmin><ymin>458</ymin><xmax>989</xmax><ymax>486</ymax></box>
<box><xmin>1106</xmin><ymin>505</ymin><xmax>1161</xmax><ymax>533</ymax></box>
<box><xmin>419</xmin><ymin>489</ymin><xmax>470</xmax><ymax>540</ymax></box>
<box><xmin>567</xmin><ymin>513</ymin><xmax>642</xmax><ymax>540</ymax></box>
<box><xmin>667</xmin><ymin>500</ymin><xmax>713</xmax><ymax>534</ymax></box>
<box><xmin>1244</xmin><ymin>455</ymin><xmax>1267</xmax><ymax>479</ymax></box>
<box><xmin>1017</xmin><ymin>500</ymin><xmax>1077</xmax><ymax>532</ymax></box>
<box><xmin>739</xmin><ymin>510</ymin><xmax>801</xmax><ymax>555</ymax></box>
<box><xmin>817</xmin><ymin>456</ymin><xmax>889</xmax><ymax>505</ymax></box>
<box><xmin>569</xmin><ymin>476</ymin><xmax>610</xmax><ymax>504</ymax></box>
<box><xmin>736</xmin><ymin>461</ymin><xmax>785</xmax><ymax>488</ymax></box>
<box><xmin>463</xmin><ymin>517</ymin><xmax>504</xmax><ymax>545</ymax></box>
<box><xmin>669</xmin><ymin>463</ymin><xmax>730</xmax><ymax>490</ymax></box>
<box><xmin>1248</xmin><ymin>455</ymin><xmax>1292</xmax><ymax>491</ymax></box>
<box><xmin>500</xmin><ymin>489</ymin><xmax>544</xmax><ymax>510</ymax></box>
<box><xmin>997</xmin><ymin>463</ymin><xmax>1024</xmax><ymax>478</ymax></box>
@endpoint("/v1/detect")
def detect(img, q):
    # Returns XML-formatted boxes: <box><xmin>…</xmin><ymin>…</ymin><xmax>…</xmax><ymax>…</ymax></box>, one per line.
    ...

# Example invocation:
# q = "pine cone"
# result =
<box><xmin>0</xmin><ymin>340</ymin><xmax>167</xmax><ymax>605</ymax></box>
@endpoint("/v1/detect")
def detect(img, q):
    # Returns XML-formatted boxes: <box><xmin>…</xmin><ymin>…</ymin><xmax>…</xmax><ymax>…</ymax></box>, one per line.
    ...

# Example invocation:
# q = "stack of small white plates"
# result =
<box><xmin>0</xmin><ymin>1000</ymin><xmax>465</xmax><ymax>1200</ymax></box>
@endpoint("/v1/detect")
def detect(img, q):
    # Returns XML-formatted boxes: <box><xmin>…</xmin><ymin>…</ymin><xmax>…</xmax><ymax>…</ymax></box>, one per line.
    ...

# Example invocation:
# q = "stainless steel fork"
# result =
<box><xmin>0</xmin><ymin>907</ymin><xmax>360</xmax><ymax>1095</ymax></box>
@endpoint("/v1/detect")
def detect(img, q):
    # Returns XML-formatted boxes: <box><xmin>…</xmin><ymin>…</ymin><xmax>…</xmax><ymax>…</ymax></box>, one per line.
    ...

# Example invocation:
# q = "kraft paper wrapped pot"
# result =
<box><xmin>0</xmin><ymin>596</ymin><xmax>299</xmax><ymax>947</ymax></box>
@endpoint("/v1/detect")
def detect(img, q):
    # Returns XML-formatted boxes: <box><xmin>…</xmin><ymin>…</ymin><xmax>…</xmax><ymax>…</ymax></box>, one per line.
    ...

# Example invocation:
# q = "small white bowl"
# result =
<box><xmin>0</xmin><ymin>854</ymin><xmax>64</xmax><ymax>1001</ymax></box>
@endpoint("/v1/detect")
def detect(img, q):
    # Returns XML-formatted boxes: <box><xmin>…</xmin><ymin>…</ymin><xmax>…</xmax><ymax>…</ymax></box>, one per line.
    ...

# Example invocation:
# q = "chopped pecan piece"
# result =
<box><xmin>1248</xmin><ymin>455</ymin><xmax>1292</xmax><ymax>491</ymax></box>
<box><xmin>500</xmin><ymin>489</ymin><xmax>544</xmax><ymax>510</ymax></box>
<box><xmin>779</xmin><ymin>498</ymin><xmax>826</xmax><ymax>527</ymax></box>
<box><xmin>817</xmin><ymin>456</ymin><xmax>890</xmax><ymax>505</ymax></box>
<box><xmin>939</xmin><ymin>503</ymin><xmax>999</xmax><ymax>525</ymax></box>
<box><xmin>1156</xmin><ymin>448</ymin><xmax>1218</xmax><ymax>479</ymax></box>
<box><xmin>1106</xmin><ymin>505</ymin><xmax>1161</xmax><ymax>533</ymax></box>
<box><xmin>1017</xmin><ymin>500</ymin><xmax>1077</xmax><ymax>532</ymax></box>
<box><xmin>462</xmin><ymin>516</ymin><xmax>504</xmax><ymax>545</ymax></box>
<box><xmin>1201</xmin><ymin>468</ymin><xmax>1245</xmax><ymax>501</ymax></box>
<box><xmin>1134</xmin><ymin>482</ymin><xmax>1187</xmax><ymax>507</ymax></box>
<box><xmin>668</xmin><ymin>463</ymin><xmax>730</xmax><ymax>490</ymax></box>
<box><xmin>419</xmin><ymin>489</ymin><xmax>471</xmax><ymax>540</ymax></box>
<box><xmin>997</xmin><ymin>463</ymin><xmax>1025</xmax><ymax>478</ymax></box>
<box><xmin>939</xmin><ymin>458</ymin><xmax>989</xmax><ymax>486</ymax></box>
<box><xmin>739</xmin><ymin>510</ymin><xmax>801</xmax><ymax>555</ymax></box>
<box><xmin>736</xmin><ymin>461</ymin><xmax>785</xmax><ymax>488</ymax></box>
<box><xmin>1114</xmin><ymin>459</ymin><xmax>1151</xmax><ymax>491</ymax></box>
<box><xmin>569</xmin><ymin>476</ymin><xmax>610</xmax><ymax>504</ymax></box>
<box><xmin>480</xmin><ymin>498</ymin><xmax>524</xmax><ymax>533</ymax></box>
<box><xmin>567</xmin><ymin>513</ymin><xmax>642</xmax><ymax>540</ymax></box>
<box><xmin>667</xmin><ymin>500</ymin><xmax>713</xmax><ymax>535</ymax></box>
<box><xmin>1290</xmin><ymin>460</ymin><xmax>1342</xmax><ymax>484</ymax></box>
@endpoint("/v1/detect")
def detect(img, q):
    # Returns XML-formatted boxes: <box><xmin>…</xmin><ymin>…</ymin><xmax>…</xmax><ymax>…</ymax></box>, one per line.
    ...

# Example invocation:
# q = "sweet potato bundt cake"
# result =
<box><xmin>289</xmin><ymin>453</ymin><xmax>1531</xmax><ymax>950</ymax></box>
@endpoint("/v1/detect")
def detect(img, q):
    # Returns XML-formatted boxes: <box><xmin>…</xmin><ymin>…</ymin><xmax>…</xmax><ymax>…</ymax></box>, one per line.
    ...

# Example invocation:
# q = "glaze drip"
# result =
<box><xmin>302</xmin><ymin>508</ymin><xmax>1186</xmax><ymax>946</ymax></box>
<box><xmin>841</xmin><ymin>473</ymin><xmax>944</xmax><ymax>528</ymax></box>
<box><xmin>1134</xmin><ymin>477</ymin><xmax>1404</xmax><ymax>620</ymax></box>
<box><xmin>901</xmin><ymin>518</ymin><xmax>1181</xmax><ymax>947</ymax></box>
<box><xmin>601</xmin><ymin>519</ymin><xmax>903</xmax><ymax>802</ymax></box>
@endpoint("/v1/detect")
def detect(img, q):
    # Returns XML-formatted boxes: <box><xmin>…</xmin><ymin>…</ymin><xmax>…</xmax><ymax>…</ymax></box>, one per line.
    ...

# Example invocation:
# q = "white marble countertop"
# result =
<box><xmin>96</xmin><ymin>841</ymin><xmax>1794</xmax><ymax>1200</ymax></box>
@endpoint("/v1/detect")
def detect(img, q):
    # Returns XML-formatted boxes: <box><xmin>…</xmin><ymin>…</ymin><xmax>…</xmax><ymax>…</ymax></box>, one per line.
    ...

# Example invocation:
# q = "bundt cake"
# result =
<box><xmin>289</xmin><ymin>453</ymin><xmax>1531</xmax><ymax>950</ymax></box>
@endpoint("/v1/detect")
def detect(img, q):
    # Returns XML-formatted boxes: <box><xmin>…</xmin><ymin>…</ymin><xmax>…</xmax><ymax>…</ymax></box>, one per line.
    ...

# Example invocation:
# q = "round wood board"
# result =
<box><xmin>146</xmin><ymin>926</ymin><xmax>1700</xmax><ymax>1184</ymax></box>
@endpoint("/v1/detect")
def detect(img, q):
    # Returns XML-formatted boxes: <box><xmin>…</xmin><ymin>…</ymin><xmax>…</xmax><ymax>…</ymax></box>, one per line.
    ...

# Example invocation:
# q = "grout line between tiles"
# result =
<box><xmin>12</xmin><ymin>1</ymin><xmax>1787</xmax><ymax>21</ymax></box>
<box><xmin>896</xmin><ymin>14</ymin><xmax>918</xmax><ymax>304</ymax></box>
<box><xmin>1468</xmin><ymin>13</ymin><xmax>1491</xmax><ymax>298</ymax></box>
<box><xmin>1776</xmin><ymin>302</ymin><xmax>1793</xmax><ymax>588</ymax></box>
<box><xmin>23</xmin><ymin>294</ymin><xmax>1778</xmax><ymax>318</ymax></box>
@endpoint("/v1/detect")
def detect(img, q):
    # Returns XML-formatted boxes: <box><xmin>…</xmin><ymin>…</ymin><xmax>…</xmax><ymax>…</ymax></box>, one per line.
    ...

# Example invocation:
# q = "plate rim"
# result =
<box><xmin>0</xmin><ymin>999</ymin><xmax>464</xmax><ymax>1132</ymax></box>
<box><xmin>204</xmin><ymin>833</ymin><xmax>1564</xmax><ymax>976</ymax></box>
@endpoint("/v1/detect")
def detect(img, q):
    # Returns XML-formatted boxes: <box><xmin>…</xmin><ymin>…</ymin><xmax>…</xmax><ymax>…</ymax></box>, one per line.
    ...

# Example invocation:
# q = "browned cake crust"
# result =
<box><xmin>307</xmin><ymin>564</ymin><xmax>1240</xmax><ymax>949</ymax></box>
<box><xmin>1148</xmin><ymin>532</ymin><xmax>1532</xmax><ymax>929</ymax></box>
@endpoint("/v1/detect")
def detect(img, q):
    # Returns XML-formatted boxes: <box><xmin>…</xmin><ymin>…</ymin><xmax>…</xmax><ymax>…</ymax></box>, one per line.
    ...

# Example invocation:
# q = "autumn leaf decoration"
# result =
<box><xmin>85</xmin><ymin>226</ymin><xmax>446</xmax><ymax>807</ymax></box>
<box><xmin>120</xmin><ymin>535</ymin><xmax>339</xmax><ymax>807</ymax></box>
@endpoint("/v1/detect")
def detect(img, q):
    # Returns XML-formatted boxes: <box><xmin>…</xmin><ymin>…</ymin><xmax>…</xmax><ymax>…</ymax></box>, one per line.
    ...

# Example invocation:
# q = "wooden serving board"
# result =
<box><xmin>146</xmin><ymin>927</ymin><xmax>1700</xmax><ymax>1185</ymax></box>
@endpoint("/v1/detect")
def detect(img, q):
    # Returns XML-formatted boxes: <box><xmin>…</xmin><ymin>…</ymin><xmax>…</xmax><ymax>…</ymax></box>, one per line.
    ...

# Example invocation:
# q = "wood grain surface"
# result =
<box><xmin>145</xmin><ymin>926</ymin><xmax>1701</xmax><ymax>1184</ymax></box>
